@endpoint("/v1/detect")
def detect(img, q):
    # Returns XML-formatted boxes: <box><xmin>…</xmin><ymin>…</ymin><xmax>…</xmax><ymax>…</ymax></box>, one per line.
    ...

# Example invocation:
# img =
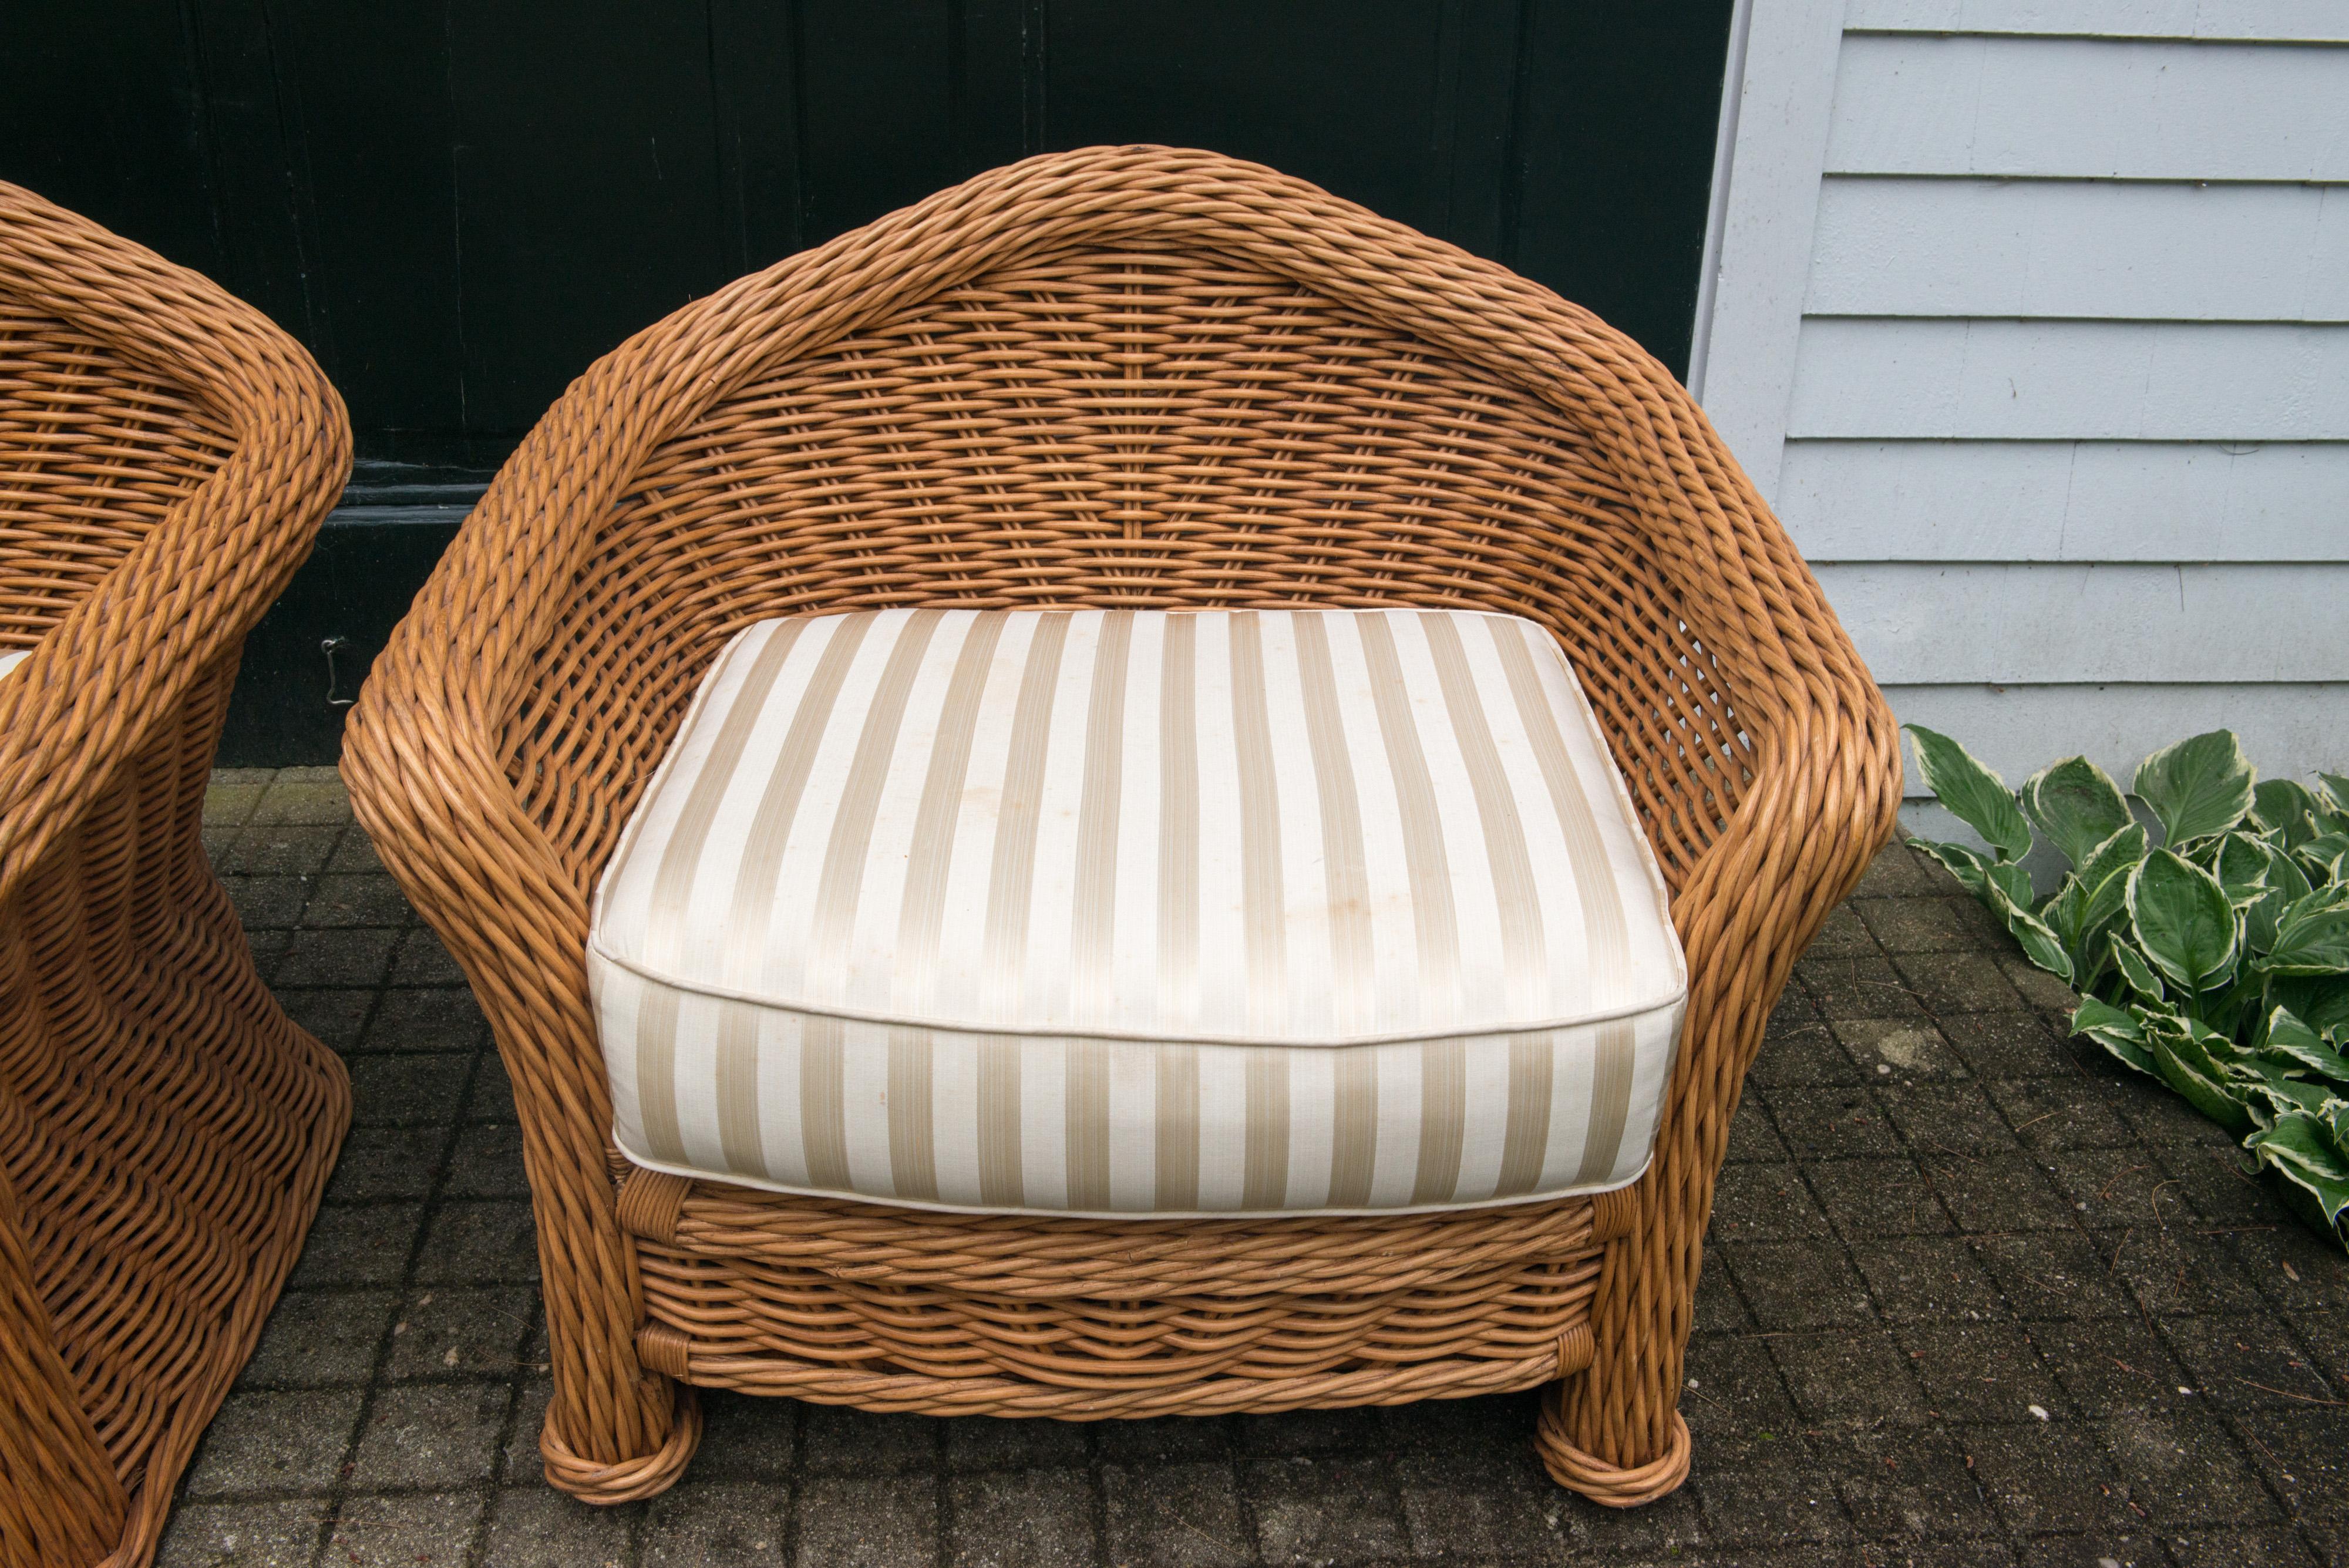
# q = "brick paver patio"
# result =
<box><xmin>164</xmin><ymin>768</ymin><xmax>2349</xmax><ymax>1567</ymax></box>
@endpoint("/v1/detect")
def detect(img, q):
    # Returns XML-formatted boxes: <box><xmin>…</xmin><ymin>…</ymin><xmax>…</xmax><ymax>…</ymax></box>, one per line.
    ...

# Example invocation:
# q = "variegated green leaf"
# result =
<box><xmin>2147</xmin><ymin>1019</ymin><xmax>2256</xmax><ymax>1136</ymax></box>
<box><xmin>2254</xmin><ymin>778</ymin><xmax>2319</xmax><ymax>844</ymax></box>
<box><xmin>2297</xmin><ymin>833</ymin><xmax>2349</xmax><ymax>886</ymax></box>
<box><xmin>2128</xmin><ymin>850</ymin><xmax>2240</xmax><ymax>994</ymax></box>
<box><xmin>1985</xmin><ymin>866</ymin><xmax>2073</xmax><ymax>984</ymax></box>
<box><xmin>2134</xmin><ymin>731</ymin><xmax>2256</xmax><ymax>847</ymax></box>
<box><xmin>2072</xmin><ymin>995</ymin><xmax>2153</xmax><ymax>1075</ymax></box>
<box><xmin>1907</xmin><ymin>725</ymin><xmax>2032</xmax><ymax>863</ymax></box>
<box><xmin>2021</xmin><ymin>756</ymin><xmax>2132</xmax><ymax>872</ymax></box>
<box><xmin>2109</xmin><ymin>936</ymin><xmax>2165</xmax><ymax>1002</ymax></box>
<box><xmin>2244</xmin><ymin>1112</ymin><xmax>2349</xmax><ymax>1229</ymax></box>
<box><xmin>2261</xmin><ymin>887</ymin><xmax>2349</xmax><ymax>977</ymax></box>
<box><xmin>2259</xmin><ymin>1007</ymin><xmax>2349</xmax><ymax>1084</ymax></box>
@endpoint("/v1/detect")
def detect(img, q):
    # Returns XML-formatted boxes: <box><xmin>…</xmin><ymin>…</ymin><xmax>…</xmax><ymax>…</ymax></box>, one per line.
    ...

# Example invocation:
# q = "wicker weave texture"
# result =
<box><xmin>0</xmin><ymin>182</ymin><xmax>352</xmax><ymax>1568</ymax></box>
<box><xmin>340</xmin><ymin>144</ymin><xmax>1900</xmax><ymax>1509</ymax></box>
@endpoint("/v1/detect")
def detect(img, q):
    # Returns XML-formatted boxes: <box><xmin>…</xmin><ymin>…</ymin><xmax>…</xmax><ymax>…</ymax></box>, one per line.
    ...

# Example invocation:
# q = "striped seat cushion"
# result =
<box><xmin>591</xmin><ymin>608</ymin><xmax>1685</xmax><ymax>1217</ymax></box>
<box><xmin>0</xmin><ymin>649</ymin><xmax>25</xmax><ymax>681</ymax></box>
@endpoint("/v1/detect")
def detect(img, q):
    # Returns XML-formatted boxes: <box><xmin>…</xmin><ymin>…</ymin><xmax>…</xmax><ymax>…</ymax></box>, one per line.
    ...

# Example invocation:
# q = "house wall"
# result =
<box><xmin>1694</xmin><ymin>0</ymin><xmax>2349</xmax><ymax>805</ymax></box>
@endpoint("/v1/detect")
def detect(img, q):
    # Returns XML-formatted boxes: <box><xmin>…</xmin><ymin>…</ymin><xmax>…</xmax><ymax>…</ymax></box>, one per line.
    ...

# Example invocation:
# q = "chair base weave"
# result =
<box><xmin>0</xmin><ymin>672</ymin><xmax>350</xmax><ymax>1568</ymax></box>
<box><xmin>590</xmin><ymin>1168</ymin><xmax>1661</xmax><ymax>1501</ymax></box>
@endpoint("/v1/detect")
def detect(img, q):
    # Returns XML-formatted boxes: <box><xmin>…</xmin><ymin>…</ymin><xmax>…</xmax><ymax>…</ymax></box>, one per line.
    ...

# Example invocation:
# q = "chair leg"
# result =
<box><xmin>1533</xmin><ymin>1175</ymin><xmax>1699</xmax><ymax>1506</ymax></box>
<box><xmin>508</xmin><ymin>1115</ymin><xmax>703</xmax><ymax>1505</ymax></box>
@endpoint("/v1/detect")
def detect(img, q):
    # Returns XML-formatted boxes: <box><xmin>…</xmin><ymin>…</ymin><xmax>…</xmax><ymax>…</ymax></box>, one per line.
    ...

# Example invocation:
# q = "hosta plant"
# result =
<box><xmin>1905</xmin><ymin>725</ymin><xmax>2349</xmax><ymax>1249</ymax></box>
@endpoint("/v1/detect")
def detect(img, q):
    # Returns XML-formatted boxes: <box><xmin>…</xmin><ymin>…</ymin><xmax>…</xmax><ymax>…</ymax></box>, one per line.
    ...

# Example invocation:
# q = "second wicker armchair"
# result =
<box><xmin>341</xmin><ymin>144</ymin><xmax>1899</xmax><ymax>1509</ymax></box>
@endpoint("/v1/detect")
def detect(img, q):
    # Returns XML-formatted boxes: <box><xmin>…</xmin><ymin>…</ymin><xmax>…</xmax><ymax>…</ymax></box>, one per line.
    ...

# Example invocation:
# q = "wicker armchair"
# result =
<box><xmin>342</xmin><ymin>146</ymin><xmax>1898</xmax><ymax>1508</ymax></box>
<box><xmin>0</xmin><ymin>185</ymin><xmax>352</xmax><ymax>1567</ymax></box>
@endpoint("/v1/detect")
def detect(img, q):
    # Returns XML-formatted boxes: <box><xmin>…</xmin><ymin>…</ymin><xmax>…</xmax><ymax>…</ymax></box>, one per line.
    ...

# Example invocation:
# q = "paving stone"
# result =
<box><xmin>274</xmin><ymin>925</ymin><xmax>401</xmax><ymax>987</ymax></box>
<box><xmin>1974</xmin><ymin>1231</ymin><xmax>2136</xmax><ymax>1320</ymax></box>
<box><xmin>2027</xmin><ymin>1318</ymin><xmax>2194</xmax><ymax>1418</ymax></box>
<box><xmin>1809</xmin><ymin>1158</ymin><xmax>1957</xmax><ymax>1239</ymax></box>
<box><xmin>238</xmin><ymin>1288</ymin><xmax>396</xmax><ymax>1388</ymax></box>
<box><xmin>1694</xmin><ymin>1248</ymin><xmax>1755</xmax><ymax>1333</ymax></box>
<box><xmin>1947</xmin><ymin>1014</ymin><xmax>2079</xmax><ymax>1082</ymax></box>
<box><xmin>1104</xmin><ymin>1461</ymin><xmax>1254</xmax><ymax>1568</ymax></box>
<box><xmin>225</xmin><ymin>874</ymin><xmax>312</xmax><ymax>929</ymax></box>
<box><xmin>216</xmin><ymin>823</ymin><xmax>342</xmax><ymax>876</ymax></box>
<box><xmin>1770</xmin><ymin>1331</ymin><xmax>1927</xmax><ymax>1428</ymax></box>
<box><xmin>1711</xmin><ymin>1161</ymin><xmax>1834</xmax><ymax>1241</ymax></box>
<box><xmin>181</xmin><ymin>1387</ymin><xmax>365</xmax><ymax>1496</ymax></box>
<box><xmin>1810</xmin><ymin>903</ymin><xmax>1884</xmax><ymax>958</ymax></box>
<box><xmin>203</xmin><ymin>769</ymin><xmax>274</xmax><ymax>825</ymax></box>
<box><xmin>480</xmin><ymin>1486</ymin><xmax>635</xmax><ymax>1567</ymax></box>
<box><xmin>1681</xmin><ymin>1333</ymin><xmax>1804</xmax><ymax>1467</ymax></box>
<box><xmin>1752</xmin><ymin>1021</ymin><xmax>1866</xmax><ymax>1086</ymax></box>
<box><xmin>414</xmin><ymin>1200</ymin><xmax>540</xmax><ymax>1283</ymax></box>
<box><xmin>324</xmin><ymin>1126</ymin><xmax>450</xmax><ymax>1202</ymax></box>
<box><xmin>944</xmin><ymin>1412</ymin><xmax>1091</xmax><ymax>1469</ymax></box>
<box><xmin>1895</xmin><ymin>952</ymin><xmax>2029</xmax><ymax>1015</ymax></box>
<box><xmin>322</xmin><ymin>1491</ymin><xmax>484</xmax><ymax>1567</ymax></box>
<box><xmin>1836</xmin><ymin>1018</ymin><xmax>1973</xmax><ymax>1081</ymax></box>
<box><xmin>1247</xmin><ymin>1454</ymin><xmax>1411</xmax><ymax>1566</ymax></box>
<box><xmin>1903</xmin><ymin>1319</ymin><xmax>2071</xmax><ymax>1424</ymax></box>
<box><xmin>288</xmin><ymin>1202</ymin><xmax>422</xmax><ymax>1287</ymax></box>
<box><xmin>1923</xmin><ymin>1157</ymin><xmax>2079</xmax><ymax>1235</ymax></box>
<box><xmin>641</xmin><ymin>1482</ymin><xmax>790</xmax><ymax>1567</ymax></box>
<box><xmin>249</xmin><ymin>770</ymin><xmax>351</xmax><ymax>825</ymax></box>
<box><xmin>301</xmin><ymin>872</ymin><xmax>413</xmax><ymax>927</ymax></box>
<box><xmin>1765</xmin><ymin>1084</ymin><xmax>1903</xmax><ymax>1158</ymax></box>
<box><xmin>345</xmin><ymin>1052</ymin><xmax>469</xmax><ymax>1127</ymax></box>
<box><xmin>1727</xmin><ymin>1091</ymin><xmax>1791</xmax><ymax>1161</ymax></box>
<box><xmin>1880</xmin><ymin>1083</ymin><xmax>2021</xmax><ymax>1158</ymax></box>
<box><xmin>948</xmin><ymin>1468</ymin><xmax>1099</xmax><ymax>1568</ymax></box>
<box><xmin>2165</xmin><ymin>1529</ymin><xmax>2323</xmax><ymax>1568</ymax></box>
<box><xmin>687</xmin><ymin>1389</ymin><xmax>802</xmax><ymax>1480</ymax></box>
<box><xmin>155</xmin><ymin>1499</ymin><xmax>328</xmax><ymax>1568</ymax></box>
<box><xmin>325</xmin><ymin>825</ymin><xmax>388</xmax><ymax>874</ymax></box>
<box><xmin>1095</xmin><ymin>1414</ymin><xmax>1230</xmax><ymax>1464</ymax></box>
<box><xmin>1857</xmin><ymin>895</ymin><xmax>1993</xmax><ymax>953</ymax></box>
<box><xmin>1722</xmin><ymin>1240</ymin><xmax>1876</xmax><ymax>1330</ymax></box>
<box><xmin>196</xmin><ymin>769</ymin><xmax>2349</xmax><ymax>1564</ymax></box>
<box><xmin>278</xmin><ymin>987</ymin><xmax>376</xmax><ymax>1053</ymax></box>
<box><xmin>1852</xmin><ymin>1237</ymin><xmax>2007</xmax><ymax>1324</ymax></box>
<box><xmin>1816</xmin><ymin>1426</ymin><xmax>2002</xmax><ymax>1543</ymax></box>
<box><xmin>391</xmin><ymin>924</ymin><xmax>470</xmax><ymax>985</ymax></box>
<box><xmin>2100</xmin><ymin>1407</ymin><xmax>2279</xmax><ymax>1527</ymax></box>
<box><xmin>1994</xmin><ymin>951</ymin><xmax>2082</xmax><ymax>1012</ymax></box>
<box><xmin>444</xmin><ymin>1122</ymin><xmax>531</xmax><ymax>1198</ymax></box>
<box><xmin>1801</xmin><ymin>957</ymin><xmax>1931</xmax><ymax>1022</ymax></box>
<box><xmin>2156</xmin><ymin>1314</ymin><xmax>2337</xmax><ymax>1412</ymax></box>
<box><xmin>362</xmin><ymin>986</ymin><xmax>490</xmax><ymax>1052</ymax></box>
<box><xmin>802</xmin><ymin>1402</ymin><xmax>941</xmax><ymax>1473</ymax></box>
<box><xmin>347</xmin><ymin>1380</ymin><xmax>510</xmax><ymax>1488</ymax></box>
<box><xmin>385</xmin><ymin>1285</ymin><xmax>537</xmax><ymax>1379</ymax></box>
<box><xmin>1855</xmin><ymin>844</ymin><xmax>1945</xmax><ymax>898</ymax></box>
<box><xmin>1961</xmin><ymin>1422</ymin><xmax>2136</xmax><ymax>1535</ymax></box>
<box><xmin>1987</xmin><ymin>1078</ymin><xmax>2136</xmax><ymax>1152</ymax></box>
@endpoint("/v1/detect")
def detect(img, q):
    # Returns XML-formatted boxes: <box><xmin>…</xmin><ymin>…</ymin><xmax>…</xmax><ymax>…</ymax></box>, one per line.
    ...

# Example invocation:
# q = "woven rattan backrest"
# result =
<box><xmin>507</xmin><ymin>243</ymin><xmax>1751</xmax><ymax>888</ymax></box>
<box><xmin>0</xmin><ymin>302</ymin><xmax>234</xmax><ymax>657</ymax></box>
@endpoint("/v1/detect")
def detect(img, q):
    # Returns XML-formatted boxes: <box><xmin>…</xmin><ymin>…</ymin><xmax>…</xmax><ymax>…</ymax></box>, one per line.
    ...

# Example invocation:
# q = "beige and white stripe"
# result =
<box><xmin>591</xmin><ymin>607</ymin><xmax>1685</xmax><ymax>1217</ymax></box>
<box><xmin>0</xmin><ymin>649</ymin><xmax>28</xmax><ymax>682</ymax></box>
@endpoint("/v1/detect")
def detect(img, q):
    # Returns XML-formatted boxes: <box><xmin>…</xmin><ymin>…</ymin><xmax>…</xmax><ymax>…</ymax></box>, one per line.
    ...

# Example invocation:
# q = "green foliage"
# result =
<box><xmin>1906</xmin><ymin>726</ymin><xmax>2349</xmax><ymax>1250</ymax></box>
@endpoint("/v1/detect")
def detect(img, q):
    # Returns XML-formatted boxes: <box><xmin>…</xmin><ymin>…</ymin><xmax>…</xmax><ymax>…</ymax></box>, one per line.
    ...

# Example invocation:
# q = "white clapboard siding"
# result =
<box><xmin>1885</xmin><ymin>684</ymin><xmax>2349</xmax><ymax>800</ymax></box>
<box><xmin>1697</xmin><ymin>5</ymin><xmax>2349</xmax><ymax>799</ymax></box>
<box><xmin>1826</xmin><ymin>34</ymin><xmax>2349</xmax><ymax>180</ymax></box>
<box><xmin>1845</xmin><ymin>0</ymin><xmax>2349</xmax><ymax>42</ymax></box>
<box><xmin>1780</xmin><ymin>440</ymin><xmax>2349</xmax><ymax>563</ymax></box>
<box><xmin>1808</xmin><ymin>179</ymin><xmax>2349</xmax><ymax>321</ymax></box>
<box><xmin>1815</xmin><ymin>563</ymin><xmax>2349</xmax><ymax>684</ymax></box>
<box><xmin>1788</xmin><ymin>320</ymin><xmax>2349</xmax><ymax>441</ymax></box>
